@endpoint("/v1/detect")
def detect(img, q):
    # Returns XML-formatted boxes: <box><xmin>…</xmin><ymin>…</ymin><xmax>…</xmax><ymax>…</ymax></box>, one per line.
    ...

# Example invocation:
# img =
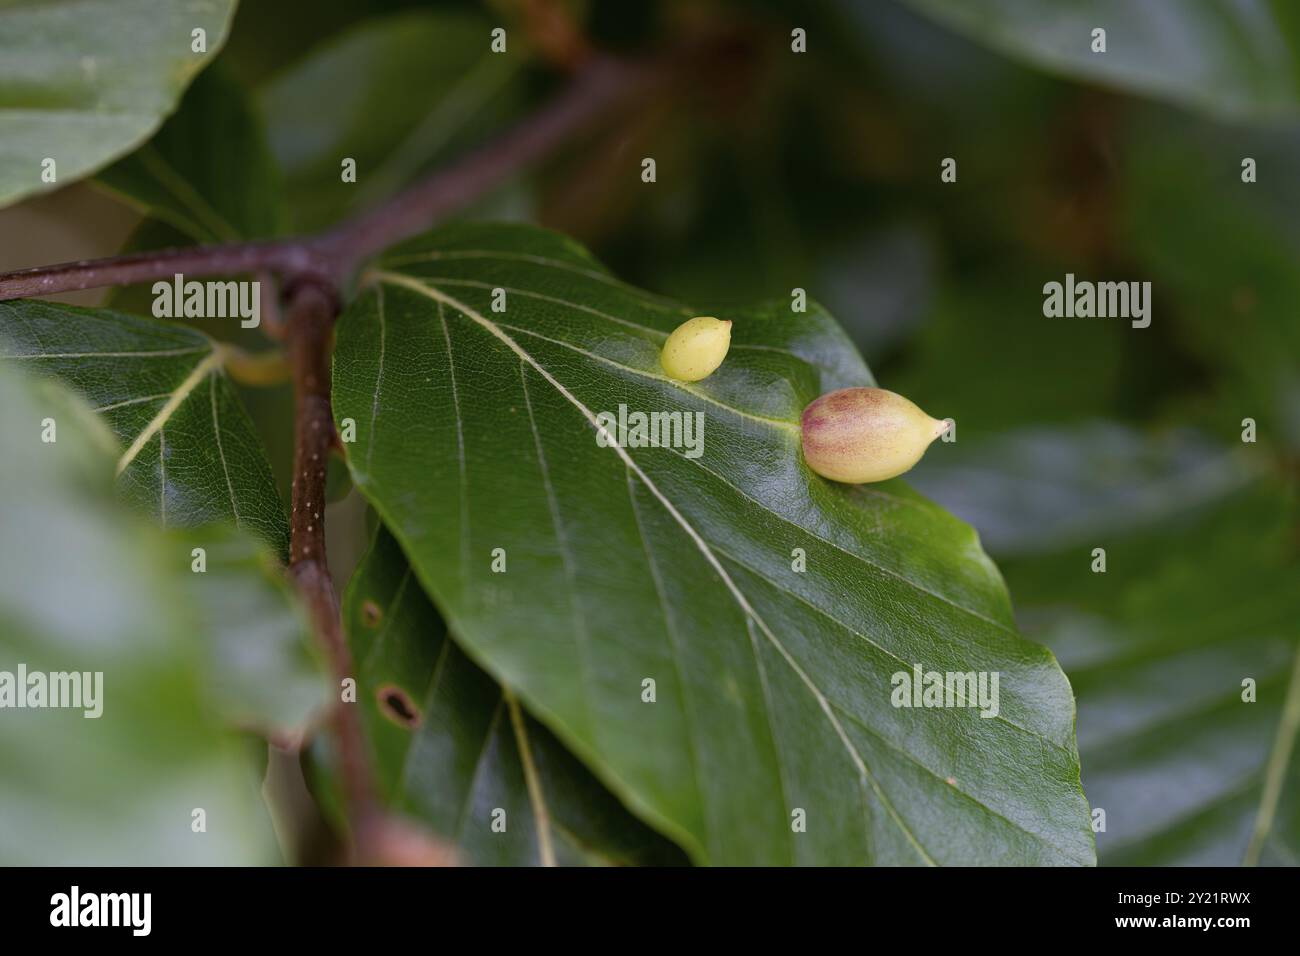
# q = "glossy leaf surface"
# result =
<box><xmin>343</xmin><ymin>527</ymin><xmax>689</xmax><ymax>866</ymax></box>
<box><xmin>332</xmin><ymin>223</ymin><xmax>1095</xmax><ymax>865</ymax></box>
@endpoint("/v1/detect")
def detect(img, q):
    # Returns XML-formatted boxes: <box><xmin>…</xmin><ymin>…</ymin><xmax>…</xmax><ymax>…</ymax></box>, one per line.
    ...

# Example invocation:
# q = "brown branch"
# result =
<box><xmin>278</xmin><ymin>56</ymin><xmax>659</xmax><ymax>861</ymax></box>
<box><xmin>0</xmin><ymin>55</ymin><xmax>662</xmax><ymax>302</ymax></box>
<box><xmin>0</xmin><ymin>239</ymin><xmax>329</xmax><ymax>303</ymax></box>
<box><xmin>313</xmin><ymin>55</ymin><xmax>659</xmax><ymax>271</ymax></box>
<box><xmin>282</xmin><ymin>278</ymin><xmax>380</xmax><ymax>863</ymax></box>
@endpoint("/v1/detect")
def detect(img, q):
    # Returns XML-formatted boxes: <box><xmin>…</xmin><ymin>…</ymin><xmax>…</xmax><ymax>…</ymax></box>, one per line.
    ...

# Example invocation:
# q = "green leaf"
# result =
<box><xmin>185</xmin><ymin>523</ymin><xmax>326</xmax><ymax>734</ymax></box>
<box><xmin>0</xmin><ymin>299</ymin><xmax>288</xmax><ymax>557</ymax></box>
<box><xmin>259</xmin><ymin>10</ymin><xmax>524</xmax><ymax>231</ymax></box>
<box><xmin>895</xmin><ymin>0</ymin><xmax>1300</xmax><ymax>122</ymax></box>
<box><xmin>97</xmin><ymin>63</ymin><xmax>284</xmax><ymax>241</ymax></box>
<box><xmin>1005</xmin><ymin>486</ymin><xmax>1300</xmax><ymax>865</ymax></box>
<box><xmin>0</xmin><ymin>360</ymin><xmax>326</xmax><ymax>864</ymax></box>
<box><xmin>342</xmin><ymin>526</ymin><xmax>689</xmax><ymax>866</ymax></box>
<box><xmin>332</xmin><ymin>222</ymin><xmax>1095</xmax><ymax>865</ymax></box>
<box><xmin>0</xmin><ymin>0</ymin><xmax>238</xmax><ymax>210</ymax></box>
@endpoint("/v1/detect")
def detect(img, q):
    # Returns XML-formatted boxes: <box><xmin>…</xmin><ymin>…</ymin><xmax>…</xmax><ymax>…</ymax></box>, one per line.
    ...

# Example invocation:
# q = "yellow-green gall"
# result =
<box><xmin>801</xmin><ymin>387</ymin><xmax>950</xmax><ymax>483</ymax></box>
<box><xmin>661</xmin><ymin>316</ymin><xmax>732</xmax><ymax>382</ymax></box>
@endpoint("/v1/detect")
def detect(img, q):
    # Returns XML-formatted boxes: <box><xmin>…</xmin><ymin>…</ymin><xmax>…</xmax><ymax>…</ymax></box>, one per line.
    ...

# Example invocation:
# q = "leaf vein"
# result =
<box><xmin>116</xmin><ymin>347</ymin><xmax>221</xmax><ymax>476</ymax></box>
<box><xmin>209</xmin><ymin>372</ymin><xmax>241</xmax><ymax>527</ymax></box>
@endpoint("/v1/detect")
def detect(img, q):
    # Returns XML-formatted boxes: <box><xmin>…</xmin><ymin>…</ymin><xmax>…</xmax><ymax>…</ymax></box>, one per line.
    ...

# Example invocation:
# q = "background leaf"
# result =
<box><xmin>332</xmin><ymin>222</ymin><xmax>1095</xmax><ymax>865</ymax></box>
<box><xmin>97</xmin><ymin>63</ymin><xmax>284</xmax><ymax>242</ymax></box>
<box><xmin>907</xmin><ymin>423</ymin><xmax>1258</xmax><ymax>557</ymax></box>
<box><xmin>0</xmin><ymin>360</ymin><xmax>325</xmax><ymax>865</ymax></box>
<box><xmin>912</xmin><ymin>419</ymin><xmax>1298</xmax><ymax>865</ymax></box>
<box><xmin>185</xmin><ymin>523</ymin><xmax>326</xmax><ymax>734</ymax></box>
<box><xmin>339</xmin><ymin>526</ymin><xmax>688</xmax><ymax>866</ymax></box>
<box><xmin>1004</xmin><ymin>484</ymin><xmax>1300</xmax><ymax>865</ymax></box>
<box><xmin>892</xmin><ymin>0</ymin><xmax>1300</xmax><ymax>122</ymax></box>
<box><xmin>259</xmin><ymin>9</ymin><xmax>525</xmax><ymax>232</ymax></box>
<box><xmin>0</xmin><ymin>299</ymin><xmax>288</xmax><ymax>557</ymax></box>
<box><xmin>0</xmin><ymin>0</ymin><xmax>237</xmax><ymax>209</ymax></box>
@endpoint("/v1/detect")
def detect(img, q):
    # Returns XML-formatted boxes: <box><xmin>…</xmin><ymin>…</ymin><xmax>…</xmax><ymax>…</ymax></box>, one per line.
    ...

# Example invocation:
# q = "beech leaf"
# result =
<box><xmin>332</xmin><ymin>222</ymin><xmax>1096</xmax><ymax>865</ymax></box>
<box><xmin>0</xmin><ymin>0</ymin><xmax>237</xmax><ymax>209</ymax></box>
<box><xmin>0</xmin><ymin>299</ymin><xmax>288</xmax><ymax>557</ymax></box>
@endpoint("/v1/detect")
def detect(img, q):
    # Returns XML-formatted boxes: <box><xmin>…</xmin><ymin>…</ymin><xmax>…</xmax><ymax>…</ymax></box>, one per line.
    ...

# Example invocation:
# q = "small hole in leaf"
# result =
<box><xmin>377</xmin><ymin>684</ymin><xmax>421</xmax><ymax>728</ymax></box>
<box><xmin>361</xmin><ymin>599</ymin><xmax>383</xmax><ymax>628</ymax></box>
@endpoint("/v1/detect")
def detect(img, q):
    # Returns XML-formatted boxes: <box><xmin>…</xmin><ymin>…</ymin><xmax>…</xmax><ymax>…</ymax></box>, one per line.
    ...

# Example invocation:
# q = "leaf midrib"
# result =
<box><xmin>371</xmin><ymin>269</ymin><xmax>1009</xmax><ymax>635</ymax></box>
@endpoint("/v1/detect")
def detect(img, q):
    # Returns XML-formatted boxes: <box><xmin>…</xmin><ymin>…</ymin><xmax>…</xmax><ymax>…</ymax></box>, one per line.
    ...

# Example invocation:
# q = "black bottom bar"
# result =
<box><xmin>0</xmin><ymin>865</ymin><xmax>1284</xmax><ymax>942</ymax></box>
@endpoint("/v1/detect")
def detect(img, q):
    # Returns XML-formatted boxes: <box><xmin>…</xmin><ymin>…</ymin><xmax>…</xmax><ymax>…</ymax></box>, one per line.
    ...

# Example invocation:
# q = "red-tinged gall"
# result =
<box><xmin>801</xmin><ymin>386</ymin><xmax>949</xmax><ymax>483</ymax></box>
